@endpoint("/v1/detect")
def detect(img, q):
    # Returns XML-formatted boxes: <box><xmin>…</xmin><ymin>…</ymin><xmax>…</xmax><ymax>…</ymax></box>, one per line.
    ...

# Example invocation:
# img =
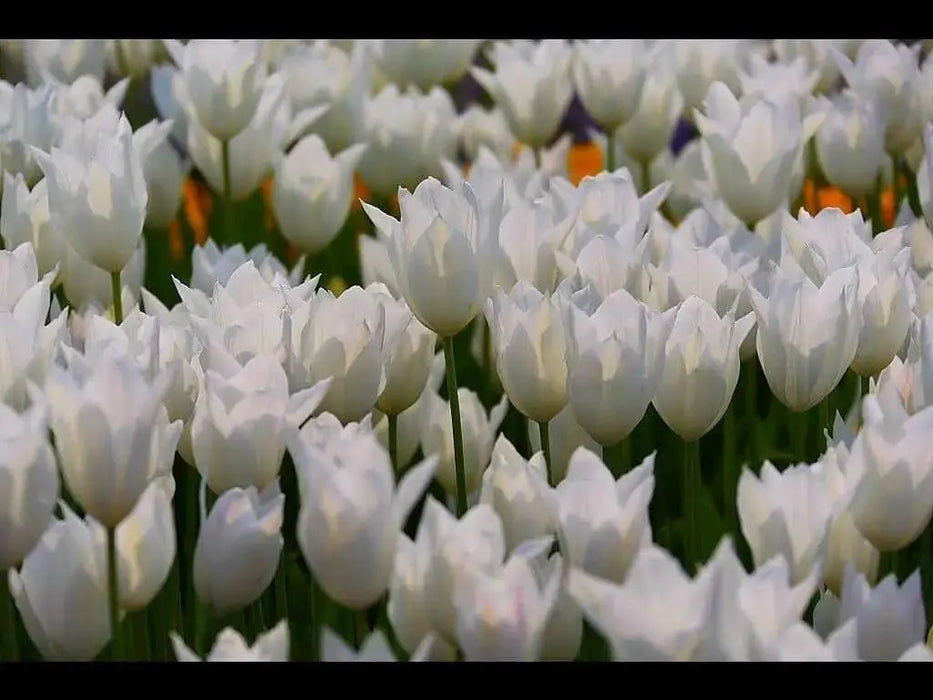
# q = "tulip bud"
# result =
<box><xmin>374</xmin><ymin>291</ymin><xmax>437</xmax><ymax>417</ymax></box>
<box><xmin>172</xmin><ymin>619</ymin><xmax>289</xmax><ymax>661</ymax></box>
<box><xmin>50</xmin><ymin>75</ymin><xmax>128</xmax><ymax>121</ymax></box>
<box><xmin>456</xmin><ymin>105</ymin><xmax>516</xmax><ymax>164</ymax></box>
<box><xmin>0</xmin><ymin>403</ymin><xmax>59</xmax><ymax>570</ymax></box>
<box><xmin>815</xmin><ymin>90</ymin><xmax>886</xmax><ymax>198</ymax></box>
<box><xmin>321</xmin><ymin>628</ymin><xmax>402</xmax><ymax>662</ymax></box>
<box><xmin>8</xmin><ymin>504</ymin><xmax>110</xmax><ymax>660</ymax></box>
<box><xmin>193</xmin><ymin>480</ymin><xmax>284</xmax><ymax>616</ymax></box>
<box><xmin>0</xmin><ymin>83</ymin><xmax>60</xmax><ymax>187</ymax></box>
<box><xmin>618</xmin><ymin>58</ymin><xmax>684</xmax><ymax>166</ymax></box>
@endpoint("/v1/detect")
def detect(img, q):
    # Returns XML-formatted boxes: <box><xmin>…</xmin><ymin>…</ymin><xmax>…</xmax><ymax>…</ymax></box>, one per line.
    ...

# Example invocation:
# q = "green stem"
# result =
<box><xmin>442</xmin><ymin>336</ymin><xmax>468</xmax><ymax>517</ymax></box>
<box><xmin>194</xmin><ymin>597</ymin><xmax>210</xmax><ymax>657</ymax></box>
<box><xmin>538</xmin><ymin>420</ymin><xmax>553</xmax><ymax>487</ymax></box>
<box><xmin>111</xmin><ymin>269</ymin><xmax>123</xmax><ymax>325</ymax></box>
<box><xmin>388</xmin><ymin>413</ymin><xmax>399</xmax><ymax>473</ymax></box>
<box><xmin>248</xmin><ymin>600</ymin><xmax>265</xmax><ymax>639</ymax></box>
<box><xmin>639</xmin><ymin>159</ymin><xmax>651</xmax><ymax>195</ymax></box>
<box><xmin>1</xmin><ymin>569</ymin><xmax>18</xmax><ymax>661</ymax></box>
<box><xmin>309</xmin><ymin>575</ymin><xmax>320</xmax><ymax>661</ymax></box>
<box><xmin>135</xmin><ymin>610</ymin><xmax>151</xmax><ymax>661</ymax></box>
<box><xmin>620</xmin><ymin>436</ymin><xmax>631</xmax><ymax>476</ymax></box>
<box><xmin>817</xmin><ymin>398</ymin><xmax>830</xmax><ymax>456</ymax></box>
<box><xmin>482</xmin><ymin>319</ymin><xmax>493</xmax><ymax>406</ymax></box>
<box><xmin>605</xmin><ymin>128</ymin><xmax>616</xmax><ymax>174</ymax></box>
<box><xmin>356</xmin><ymin>609</ymin><xmax>370</xmax><ymax>646</ymax></box>
<box><xmin>893</xmin><ymin>159</ymin><xmax>903</xmax><ymax>216</ymax></box>
<box><xmin>274</xmin><ymin>565</ymin><xmax>287</xmax><ymax>626</ymax></box>
<box><xmin>682</xmin><ymin>439</ymin><xmax>701</xmax><ymax>574</ymax></box>
<box><xmin>745</xmin><ymin>365</ymin><xmax>758</xmax><ymax>469</ymax></box>
<box><xmin>221</xmin><ymin>139</ymin><xmax>233</xmax><ymax>244</ymax></box>
<box><xmin>792</xmin><ymin>409</ymin><xmax>808</xmax><ymax>464</ymax></box>
<box><xmin>905</xmin><ymin>163</ymin><xmax>924</xmax><ymax>218</ymax></box>
<box><xmin>107</xmin><ymin>526</ymin><xmax>122</xmax><ymax>660</ymax></box>
<box><xmin>921</xmin><ymin>524</ymin><xmax>932</xmax><ymax>625</ymax></box>
<box><xmin>723</xmin><ymin>400</ymin><xmax>737</xmax><ymax>535</ymax></box>
<box><xmin>880</xmin><ymin>550</ymin><xmax>899</xmax><ymax>583</ymax></box>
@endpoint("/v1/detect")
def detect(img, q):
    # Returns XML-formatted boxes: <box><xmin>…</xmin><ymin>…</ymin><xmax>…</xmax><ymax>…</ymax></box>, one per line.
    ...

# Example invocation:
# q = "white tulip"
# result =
<box><xmin>172</xmin><ymin>619</ymin><xmax>289</xmax><ymax>661</ymax></box>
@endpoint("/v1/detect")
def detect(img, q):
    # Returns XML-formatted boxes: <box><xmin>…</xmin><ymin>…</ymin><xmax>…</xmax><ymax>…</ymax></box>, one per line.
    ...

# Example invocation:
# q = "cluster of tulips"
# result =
<box><xmin>3</xmin><ymin>37</ymin><xmax>933</xmax><ymax>662</ymax></box>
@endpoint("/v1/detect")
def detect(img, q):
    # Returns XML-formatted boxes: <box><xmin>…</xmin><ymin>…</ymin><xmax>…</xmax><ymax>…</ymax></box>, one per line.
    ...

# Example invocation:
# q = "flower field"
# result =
<box><xmin>1</xmin><ymin>38</ymin><xmax>933</xmax><ymax>662</ymax></box>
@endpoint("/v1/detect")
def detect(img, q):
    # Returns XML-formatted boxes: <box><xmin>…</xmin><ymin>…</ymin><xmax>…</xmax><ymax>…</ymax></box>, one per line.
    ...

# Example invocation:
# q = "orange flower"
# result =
<box><xmin>353</xmin><ymin>173</ymin><xmax>371</xmax><ymax>210</ymax></box>
<box><xmin>567</xmin><ymin>141</ymin><xmax>603</xmax><ymax>186</ymax></box>
<box><xmin>183</xmin><ymin>178</ymin><xmax>213</xmax><ymax>246</ymax></box>
<box><xmin>880</xmin><ymin>186</ymin><xmax>895</xmax><ymax>228</ymax></box>
<box><xmin>260</xmin><ymin>176</ymin><xmax>276</xmax><ymax>232</ymax></box>
<box><xmin>817</xmin><ymin>185</ymin><xmax>854</xmax><ymax>214</ymax></box>
<box><xmin>168</xmin><ymin>219</ymin><xmax>185</xmax><ymax>262</ymax></box>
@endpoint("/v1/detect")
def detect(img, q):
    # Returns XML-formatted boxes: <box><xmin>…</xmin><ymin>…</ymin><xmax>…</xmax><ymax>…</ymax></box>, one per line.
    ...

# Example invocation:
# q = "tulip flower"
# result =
<box><xmin>289</xmin><ymin>425</ymin><xmax>437</xmax><ymax>609</ymax></box>
<box><xmin>564</xmin><ymin>286</ymin><xmax>675</xmax><ymax>448</ymax></box>
<box><xmin>479</xmin><ymin>435</ymin><xmax>554</xmax><ymax>553</ymax></box>
<box><xmin>737</xmin><ymin>461</ymin><xmax>834</xmax><ymax>585</ymax></box>
<box><xmin>838</xmin><ymin>566</ymin><xmax>926</xmax><ymax>661</ymax></box>
<box><xmin>49</xmin><ymin>74</ymin><xmax>128</xmax><ymax>121</ymax></box>
<box><xmin>272</xmin><ymin>135</ymin><xmax>366</xmax><ymax>254</ymax></box>
<box><xmin>288</xmin><ymin>285</ymin><xmax>389</xmax><ymax>423</ymax></box>
<box><xmin>193</xmin><ymin>480</ymin><xmax>284</xmax><ymax>616</ymax></box>
<box><xmin>23</xmin><ymin>39</ymin><xmax>107</xmax><ymax>86</ymax></box>
<box><xmin>454</xmin><ymin>549</ymin><xmax>561</xmax><ymax>661</ymax></box>
<box><xmin>8</xmin><ymin>504</ymin><xmax>110</xmax><ymax>660</ymax></box>
<box><xmin>618</xmin><ymin>56</ymin><xmax>685</xmax><ymax>169</ymax></box>
<box><xmin>364</xmin><ymin>176</ymin><xmax>503</xmax><ymax>516</ymax></box>
<box><xmin>472</xmin><ymin>40</ymin><xmax>574</xmax><ymax>150</ymax></box>
<box><xmin>694</xmin><ymin>82</ymin><xmax>803</xmax><ymax>227</ymax></box>
<box><xmin>421</xmin><ymin>499</ymin><xmax>507</xmax><ymax>644</ymax></box>
<box><xmin>190</xmin><ymin>354</ymin><xmax>330</xmax><ymax>494</ymax></box>
<box><xmin>693</xmin><ymin>538</ymin><xmax>820</xmax><ymax>661</ymax></box>
<box><xmin>773</xmin><ymin>39</ymin><xmax>848</xmax><ymax>94</ymax></box>
<box><xmin>815</xmin><ymin>442</ymin><xmax>879</xmax><ymax>595</ymax></box>
<box><xmin>0</xmin><ymin>175</ymin><xmax>65</xmax><ymax>281</ymax></box>
<box><xmin>567</xmin><ymin>545</ymin><xmax>712</xmax><ymax>661</ymax></box>
<box><xmin>457</xmin><ymin>105</ymin><xmax>516</xmax><ymax>163</ymax></box>
<box><xmin>547</xmin><ymin>447</ymin><xmax>655</xmax><ymax>584</ymax></box>
<box><xmin>45</xmin><ymin>353</ymin><xmax>180</xmax><ymax>529</ymax></box>
<box><xmin>572</xmin><ymin>40</ymin><xmax>648</xmax><ymax>135</ymax></box>
<box><xmin>164</xmin><ymin>39</ymin><xmax>266</xmax><ymax>142</ymax></box>
<box><xmin>421</xmin><ymin>389</ymin><xmax>508</xmax><ymax>501</ymax></box>
<box><xmin>320</xmin><ymin>627</ymin><xmax>436</xmax><ymax>662</ymax></box>
<box><xmin>846</xmin><ymin>405</ymin><xmax>933</xmax><ymax>551</ymax></box>
<box><xmin>834</xmin><ymin>39</ymin><xmax>925</xmax><ymax>156</ymax></box>
<box><xmin>673</xmin><ymin>40</ymin><xmax>749</xmax><ymax>114</ymax></box>
<box><xmin>374</xmin><ymin>291</ymin><xmax>436</xmax><ymax>419</ymax></box>
<box><xmin>189</xmin><ymin>240</ymin><xmax>304</xmax><ymax>296</ymax></box>
<box><xmin>652</xmin><ymin>295</ymin><xmax>754</xmax><ymax>441</ymax></box>
<box><xmin>89</xmin><ymin>476</ymin><xmax>176</xmax><ymax>612</ymax></box>
<box><xmin>370</xmin><ymin>40</ymin><xmax>481</xmax><ymax>91</ymax></box>
<box><xmin>278</xmin><ymin>41</ymin><xmax>369</xmax><ymax>154</ymax></box>
<box><xmin>750</xmin><ymin>261</ymin><xmax>861</xmax><ymax>412</ymax></box>
<box><xmin>112</xmin><ymin>40</ymin><xmax>157</xmax><ymax>79</ymax></box>
<box><xmin>172</xmin><ymin>620</ymin><xmax>289</xmax><ymax>661</ymax></box>
<box><xmin>0</xmin><ymin>82</ymin><xmax>59</xmax><ymax>186</ymax></box>
<box><xmin>815</xmin><ymin>90</ymin><xmax>887</xmax><ymax>199</ymax></box>
<box><xmin>388</xmin><ymin>531</ymin><xmax>458</xmax><ymax>662</ymax></box>
<box><xmin>36</xmin><ymin>109</ymin><xmax>146</xmax><ymax>310</ymax></box>
<box><xmin>357</xmin><ymin>85</ymin><xmax>458</xmax><ymax>198</ymax></box>
<box><xmin>132</xmin><ymin>118</ymin><xmax>189</xmax><ymax>229</ymax></box>
<box><xmin>0</xmin><ymin>403</ymin><xmax>59</xmax><ymax>571</ymax></box>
